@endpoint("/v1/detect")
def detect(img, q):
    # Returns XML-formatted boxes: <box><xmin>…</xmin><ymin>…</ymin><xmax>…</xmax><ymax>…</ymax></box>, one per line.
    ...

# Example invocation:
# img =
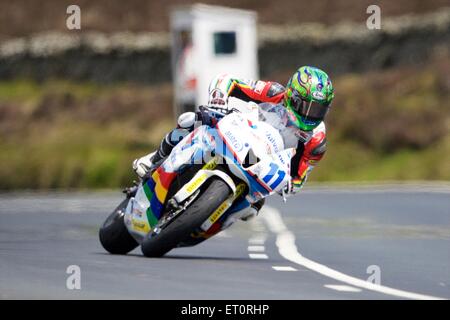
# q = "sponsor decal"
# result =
<box><xmin>265</xmin><ymin>131</ymin><xmax>280</xmax><ymax>153</ymax></box>
<box><xmin>255</xmin><ymin>81</ymin><xmax>265</xmax><ymax>94</ymax></box>
<box><xmin>201</xmin><ymin>183</ymin><xmax>246</xmax><ymax>231</ymax></box>
<box><xmin>312</xmin><ymin>91</ymin><xmax>325</xmax><ymax>100</ymax></box>
<box><xmin>132</xmin><ymin>220</ymin><xmax>150</xmax><ymax>233</ymax></box>
<box><xmin>186</xmin><ymin>174</ymin><xmax>207</xmax><ymax>193</ymax></box>
<box><xmin>224</xmin><ymin>130</ymin><xmax>243</xmax><ymax>152</ymax></box>
<box><xmin>277</xmin><ymin>153</ymin><xmax>286</xmax><ymax>165</ymax></box>
<box><xmin>200</xmin><ymin>200</ymin><xmax>231</xmax><ymax>231</ymax></box>
<box><xmin>208</xmin><ymin>201</ymin><xmax>229</xmax><ymax>224</ymax></box>
<box><xmin>132</xmin><ymin>207</ymin><xmax>144</xmax><ymax>218</ymax></box>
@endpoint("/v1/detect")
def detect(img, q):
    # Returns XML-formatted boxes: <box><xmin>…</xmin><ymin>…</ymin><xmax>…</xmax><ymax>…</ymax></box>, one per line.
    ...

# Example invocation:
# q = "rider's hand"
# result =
<box><xmin>284</xmin><ymin>177</ymin><xmax>305</xmax><ymax>195</ymax></box>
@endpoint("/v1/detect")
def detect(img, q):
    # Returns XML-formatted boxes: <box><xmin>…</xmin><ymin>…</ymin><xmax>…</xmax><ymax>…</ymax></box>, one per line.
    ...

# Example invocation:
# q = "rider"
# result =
<box><xmin>133</xmin><ymin>66</ymin><xmax>334</xmax><ymax>218</ymax></box>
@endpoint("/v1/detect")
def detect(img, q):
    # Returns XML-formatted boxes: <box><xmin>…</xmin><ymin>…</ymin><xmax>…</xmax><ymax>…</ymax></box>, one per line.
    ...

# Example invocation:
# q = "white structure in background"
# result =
<box><xmin>170</xmin><ymin>4</ymin><xmax>259</xmax><ymax>116</ymax></box>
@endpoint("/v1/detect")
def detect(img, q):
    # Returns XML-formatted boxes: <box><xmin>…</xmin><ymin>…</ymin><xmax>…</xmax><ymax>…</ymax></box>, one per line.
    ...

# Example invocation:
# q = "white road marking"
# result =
<box><xmin>250</xmin><ymin>225</ymin><xmax>266</xmax><ymax>233</ymax></box>
<box><xmin>325</xmin><ymin>284</ymin><xmax>362</xmax><ymax>292</ymax></box>
<box><xmin>248</xmin><ymin>237</ymin><xmax>266</xmax><ymax>245</ymax></box>
<box><xmin>262</xmin><ymin>206</ymin><xmax>446</xmax><ymax>300</ymax></box>
<box><xmin>272</xmin><ymin>266</ymin><xmax>298</xmax><ymax>272</ymax></box>
<box><xmin>248</xmin><ymin>217</ymin><xmax>268</xmax><ymax>247</ymax></box>
<box><xmin>249</xmin><ymin>253</ymin><xmax>268</xmax><ymax>259</ymax></box>
<box><xmin>249</xmin><ymin>218</ymin><xmax>267</xmax><ymax>232</ymax></box>
<box><xmin>248</xmin><ymin>245</ymin><xmax>265</xmax><ymax>252</ymax></box>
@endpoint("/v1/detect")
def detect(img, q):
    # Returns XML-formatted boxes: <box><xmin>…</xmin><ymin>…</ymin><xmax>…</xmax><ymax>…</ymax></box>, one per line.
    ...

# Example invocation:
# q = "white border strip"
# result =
<box><xmin>248</xmin><ymin>245</ymin><xmax>265</xmax><ymax>252</ymax></box>
<box><xmin>249</xmin><ymin>253</ymin><xmax>269</xmax><ymax>259</ymax></box>
<box><xmin>262</xmin><ymin>206</ymin><xmax>445</xmax><ymax>300</ymax></box>
<box><xmin>272</xmin><ymin>266</ymin><xmax>298</xmax><ymax>272</ymax></box>
<box><xmin>324</xmin><ymin>284</ymin><xmax>362</xmax><ymax>292</ymax></box>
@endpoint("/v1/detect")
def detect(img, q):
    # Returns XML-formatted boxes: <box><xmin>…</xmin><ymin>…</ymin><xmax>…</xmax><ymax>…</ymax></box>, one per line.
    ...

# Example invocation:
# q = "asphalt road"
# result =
<box><xmin>0</xmin><ymin>184</ymin><xmax>449</xmax><ymax>299</ymax></box>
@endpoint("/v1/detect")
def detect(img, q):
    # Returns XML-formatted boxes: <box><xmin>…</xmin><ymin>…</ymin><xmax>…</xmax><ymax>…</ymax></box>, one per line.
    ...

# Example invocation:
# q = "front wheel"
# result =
<box><xmin>99</xmin><ymin>198</ymin><xmax>139</xmax><ymax>254</ymax></box>
<box><xmin>141</xmin><ymin>178</ymin><xmax>231</xmax><ymax>257</ymax></box>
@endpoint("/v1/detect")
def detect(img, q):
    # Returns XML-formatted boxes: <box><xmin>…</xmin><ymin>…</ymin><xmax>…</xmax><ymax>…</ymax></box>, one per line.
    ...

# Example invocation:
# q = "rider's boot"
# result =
<box><xmin>240</xmin><ymin>199</ymin><xmax>265</xmax><ymax>221</ymax></box>
<box><xmin>222</xmin><ymin>199</ymin><xmax>265</xmax><ymax>230</ymax></box>
<box><xmin>132</xmin><ymin>112</ymin><xmax>196</xmax><ymax>178</ymax></box>
<box><xmin>132</xmin><ymin>151</ymin><xmax>157</xmax><ymax>179</ymax></box>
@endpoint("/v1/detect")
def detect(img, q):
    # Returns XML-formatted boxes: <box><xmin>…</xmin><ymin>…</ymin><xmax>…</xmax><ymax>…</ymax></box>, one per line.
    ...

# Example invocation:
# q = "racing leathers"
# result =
<box><xmin>134</xmin><ymin>74</ymin><xmax>327</xmax><ymax>195</ymax></box>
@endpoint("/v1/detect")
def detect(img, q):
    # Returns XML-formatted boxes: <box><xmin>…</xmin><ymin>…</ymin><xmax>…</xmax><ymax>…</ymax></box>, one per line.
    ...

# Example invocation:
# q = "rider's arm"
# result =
<box><xmin>289</xmin><ymin>124</ymin><xmax>327</xmax><ymax>192</ymax></box>
<box><xmin>208</xmin><ymin>73</ymin><xmax>285</xmax><ymax>105</ymax></box>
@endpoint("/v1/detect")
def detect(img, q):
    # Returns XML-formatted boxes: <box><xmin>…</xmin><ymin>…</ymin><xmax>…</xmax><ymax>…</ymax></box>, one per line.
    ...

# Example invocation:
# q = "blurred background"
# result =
<box><xmin>0</xmin><ymin>0</ymin><xmax>449</xmax><ymax>190</ymax></box>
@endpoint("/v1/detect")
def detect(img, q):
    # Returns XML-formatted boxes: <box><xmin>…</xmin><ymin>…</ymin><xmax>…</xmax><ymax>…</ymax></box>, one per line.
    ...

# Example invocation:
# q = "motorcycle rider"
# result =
<box><xmin>133</xmin><ymin>66</ymin><xmax>334</xmax><ymax>219</ymax></box>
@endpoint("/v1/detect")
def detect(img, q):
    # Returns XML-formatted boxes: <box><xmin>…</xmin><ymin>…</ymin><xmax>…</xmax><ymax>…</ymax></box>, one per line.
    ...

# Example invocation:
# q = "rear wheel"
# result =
<box><xmin>99</xmin><ymin>198</ymin><xmax>139</xmax><ymax>254</ymax></box>
<box><xmin>141</xmin><ymin>178</ymin><xmax>231</xmax><ymax>257</ymax></box>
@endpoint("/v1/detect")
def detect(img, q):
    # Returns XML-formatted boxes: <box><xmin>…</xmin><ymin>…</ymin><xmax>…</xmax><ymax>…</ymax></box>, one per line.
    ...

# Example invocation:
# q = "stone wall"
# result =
<box><xmin>0</xmin><ymin>9</ymin><xmax>449</xmax><ymax>83</ymax></box>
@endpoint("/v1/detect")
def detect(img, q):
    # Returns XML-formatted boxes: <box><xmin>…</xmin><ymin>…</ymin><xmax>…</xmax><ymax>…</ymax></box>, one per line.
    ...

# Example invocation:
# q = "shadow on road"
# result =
<box><xmin>93</xmin><ymin>251</ymin><xmax>250</xmax><ymax>262</ymax></box>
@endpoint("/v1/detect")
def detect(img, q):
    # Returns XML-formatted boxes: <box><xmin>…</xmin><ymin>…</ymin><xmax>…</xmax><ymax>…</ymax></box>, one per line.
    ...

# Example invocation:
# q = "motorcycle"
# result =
<box><xmin>99</xmin><ymin>102</ymin><xmax>297</xmax><ymax>257</ymax></box>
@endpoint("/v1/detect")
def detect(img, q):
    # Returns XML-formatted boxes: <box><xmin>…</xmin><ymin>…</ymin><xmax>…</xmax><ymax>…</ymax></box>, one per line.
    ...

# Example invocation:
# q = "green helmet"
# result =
<box><xmin>284</xmin><ymin>66</ymin><xmax>334</xmax><ymax>131</ymax></box>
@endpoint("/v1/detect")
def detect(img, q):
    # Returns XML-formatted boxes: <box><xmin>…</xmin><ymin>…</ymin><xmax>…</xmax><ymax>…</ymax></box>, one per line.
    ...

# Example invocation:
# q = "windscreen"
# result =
<box><xmin>258</xmin><ymin>103</ymin><xmax>313</xmax><ymax>147</ymax></box>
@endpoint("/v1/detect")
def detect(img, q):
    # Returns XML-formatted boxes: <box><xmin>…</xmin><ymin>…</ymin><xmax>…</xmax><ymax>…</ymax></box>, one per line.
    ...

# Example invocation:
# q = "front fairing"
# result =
<box><xmin>124</xmin><ymin>107</ymin><xmax>297</xmax><ymax>242</ymax></box>
<box><xmin>214</xmin><ymin>112</ymin><xmax>295</xmax><ymax>201</ymax></box>
<box><xmin>156</xmin><ymin>106</ymin><xmax>296</xmax><ymax>201</ymax></box>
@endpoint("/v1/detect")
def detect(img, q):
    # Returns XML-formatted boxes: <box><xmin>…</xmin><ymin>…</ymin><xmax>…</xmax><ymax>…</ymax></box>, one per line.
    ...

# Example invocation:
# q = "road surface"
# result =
<box><xmin>0</xmin><ymin>184</ymin><xmax>449</xmax><ymax>299</ymax></box>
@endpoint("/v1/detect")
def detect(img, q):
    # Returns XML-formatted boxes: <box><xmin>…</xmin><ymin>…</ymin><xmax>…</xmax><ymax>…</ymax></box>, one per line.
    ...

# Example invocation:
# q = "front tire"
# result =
<box><xmin>141</xmin><ymin>178</ymin><xmax>231</xmax><ymax>257</ymax></box>
<box><xmin>99</xmin><ymin>198</ymin><xmax>139</xmax><ymax>254</ymax></box>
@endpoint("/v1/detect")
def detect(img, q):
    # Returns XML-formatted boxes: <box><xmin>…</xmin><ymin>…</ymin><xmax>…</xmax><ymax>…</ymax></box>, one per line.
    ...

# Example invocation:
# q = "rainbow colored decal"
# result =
<box><xmin>142</xmin><ymin>167</ymin><xmax>177</xmax><ymax>228</ymax></box>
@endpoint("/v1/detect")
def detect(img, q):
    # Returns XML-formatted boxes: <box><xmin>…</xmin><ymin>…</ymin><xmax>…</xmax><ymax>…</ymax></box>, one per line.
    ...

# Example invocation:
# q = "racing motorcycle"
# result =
<box><xmin>99</xmin><ymin>102</ymin><xmax>297</xmax><ymax>257</ymax></box>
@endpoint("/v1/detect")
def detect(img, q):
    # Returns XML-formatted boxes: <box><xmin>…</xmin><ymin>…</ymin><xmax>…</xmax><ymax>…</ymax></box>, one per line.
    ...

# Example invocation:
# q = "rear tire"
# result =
<box><xmin>99</xmin><ymin>198</ymin><xmax>139</xmax><ymax>254</ymax></box>
<box><xmin>141</xmin><ymin>178</ymin><xmax>231</xmax><ymax>257</ymax></box>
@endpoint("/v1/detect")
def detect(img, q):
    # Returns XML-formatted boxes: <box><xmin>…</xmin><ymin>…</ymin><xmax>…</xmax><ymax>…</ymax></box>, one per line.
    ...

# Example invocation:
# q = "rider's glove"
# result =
<box><xmin>285</xmin><ymin>177</ymin><xmax>305</xmax><ymax>195</ymax></box>
<box><xmin>196</xmin><ymin>107</ymin><xmax>221</xmax><ymax>127</ymax></box>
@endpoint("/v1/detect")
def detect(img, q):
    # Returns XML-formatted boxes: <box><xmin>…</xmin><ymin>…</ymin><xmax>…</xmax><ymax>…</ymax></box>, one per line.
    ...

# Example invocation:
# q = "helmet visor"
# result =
<box><xmin>290</xmin><ymin>90</ymin><xmax>330</xmax><ymax>121</ymax></box>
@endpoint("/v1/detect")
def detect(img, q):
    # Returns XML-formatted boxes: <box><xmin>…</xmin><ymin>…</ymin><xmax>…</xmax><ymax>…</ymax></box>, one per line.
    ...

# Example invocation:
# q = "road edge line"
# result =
<box><xmin>262</xmin><ymin>206</ymin><xmax>446</xmax><ymax>300</ymax></box>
